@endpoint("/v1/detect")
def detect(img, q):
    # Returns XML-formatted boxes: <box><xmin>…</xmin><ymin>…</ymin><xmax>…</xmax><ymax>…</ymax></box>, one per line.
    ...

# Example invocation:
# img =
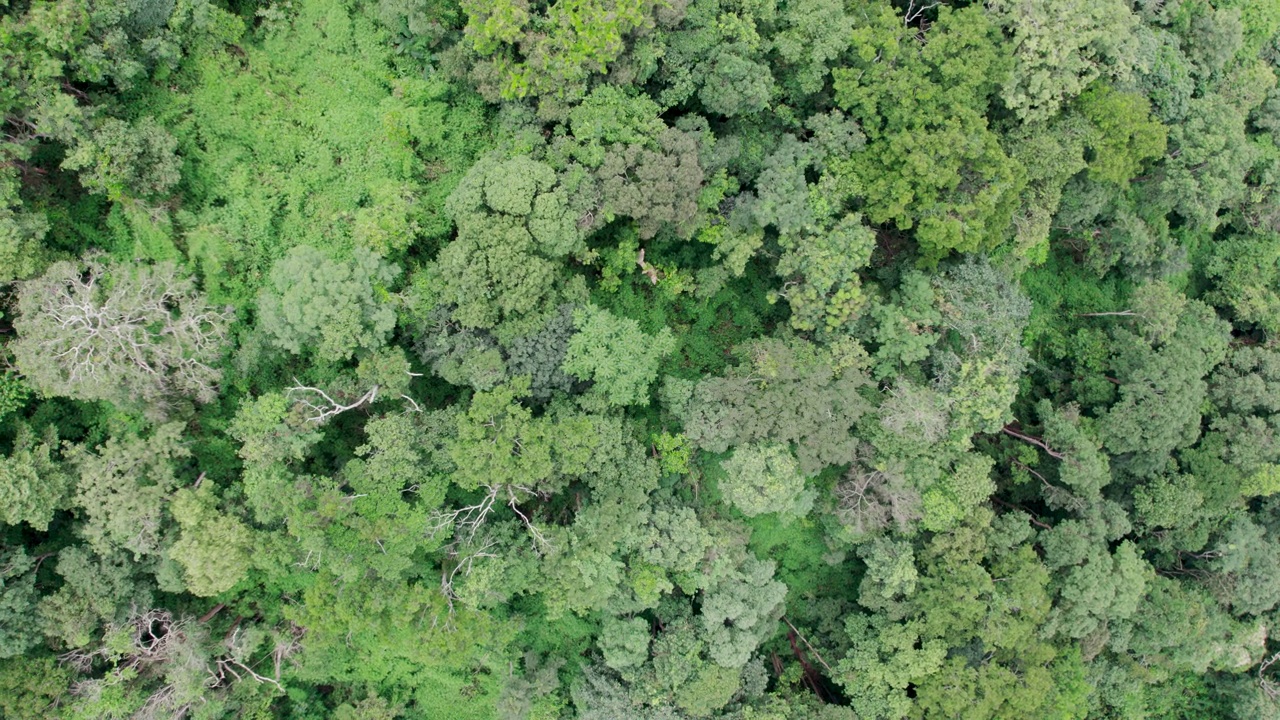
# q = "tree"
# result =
<box><xmin>717</xmin><ymin>443</ymin><xmax>814</xmax><ymax>520</ymax></box>
<box><xmin>66</xmin><ymin>423</ymin><xmax>189</xmax><ymax>560</ymax></box>
<box><xmin>698</xmin><ymin>48</ymin><xmax>775</xmax><ymax>117</ymax></box>
<box><xmin>930</xmin><ymin>257</ymin><xmax>1033</xmax><ymax>437</ymax></box>
<box><xmin>0</xmin><ymin>547</ymin><xmax>40</xmax><ymax>659</ymax></box>
<box><xmin>699</xmin><ymin>554</ymin><xmax>787</xmax><ymax>668</ymax></box>
<box><xmin>839</xmin><ymin>513</ymin><xmax>1085</xmax><ymax>720</ymax></box>
<box><xmin>505</xmin><ymin>304</ymin><xmax>579</xmax><ymax>400</ymax></box>
<box><xmin>990</xmin><ymin>0</ymin><xmax>1141</xmax><ymax>123</ymax></box>
<box><xmin>562</xmin><ymin>304</ymin><xmax>676</xmax><ymax>406</ymax></box>
<box><xmin>772</xmin><ymin>0</ymin><xmax>855</xmax><ymax>98</ymax></box>
<box><xmin>600</xmin><ymin>616</ymin><xmax>651</xmax><ymax>670</ymax></box>
<box><xmin>774</xmin><ymin>215</ymin><xmax>877</xmax><ymax>334</ymax></box>
<box><xmin>1041</xmin><ymin>526</ymin><xmax>1149</xmax><ymax>643</ymax></box>
<box><xmin>920</xmin><ymin>453</ymin><xmax>995</xmax><ymax>532</ymax></box>
<box><xmin>1100</xmin><ymin>298</ymin><xmax>1231</xmax><ymax>470</ymax></box>
<box><xmin>256</xmin><ymin>246</ymin><xmax>399</xmax><ymax>362</ymax></box>
<box><xmin>415</xmin><ymin>307</ymin><xmax>508</xmax><ymax>391</ymax></box>
<box><xmin>866</xmin><ymin>271</ymin><xmax>943</xmax><ymax>380</ymax></box>
<box><xmin>431</xmin><ymin>214</ymin><xmax>565</xmax><ymax>330</ymax></box>
<box><xmin>835</xmin><ymin>463</ymin><xmax>923</xmax><ymax>537</ymax></box>
<box><xmin>461</xmin><ymin>0</ymin><xmax>667</xmax><ymax>109</ymax></box>
<box><xmin>60</xmin><ymin>116</ymin><xmax>181</xmax><ymax>202</ymax></box>
<box><xmin>37</xmin><ymin>546</ymin><xmax>148</xmax><ymax>649</ymax></box>
<box><xmin>0</xmin><ymin>655</ymin><xmax>73</xmax><ymax>719</ymax></box>
<box><xmin>1146</xmin><ymin>95</ymin><xmax>1257</xmax><ymax>232</ymax></box>
<box><xmin>11</xmin><ymin>257</ymin><xmax>232</xmax><ymax>412</ymax></box>
<box><xmin>168</xmin><ymin>485</ymin><xmax>253</xmax><ymax>597</ymax></box>
<box><xmin>227</xmin><ymin>391</ymin><xmax>324</xmax><ymax>524</ymax></box>
<box><xmin>1206</xmin><ymin>518</ymin><xmax>1280</xmax><ymax>617</ymax></box>
<box><xmin>309</xmin><ymin>411</ymin><xmax>450</xmax><ymax>582</ymax></box>
<box><xmin>1204</xmin><ymin>230</ymin><xmax>1280</xmax><ymax>337</ymax></box>
<box><xmin>1077</xmin><ymin>83</ymin><xmax>1168</xmax><ymax>186</ymax></box>
<box><xmin>1030</xmin><ymin>400</ymin><xmax>1113</xmax><ymax>507</ymax></box>
<box><xmin>856</xmin><ymin>537</ymin><xmax>918</xmax><ymax>613</ymax></box>
<box><xmin>433</xmin><ymin>378</ymin><xmax>599</xmax><ymax>571</ymax></box>
<box><xmin>431</xmin><ymin>154</ymin><xmax>589</xmax><ymax>330</ymax></box>
<box><xmin>672</xmin><ymin>338</ymin><xmax>870</xmax><ymax>475</ymax></box>
<box><xmin>0</xmin><ymin>424</ymin><xmax>71</xmax><ymax>531</ymax></box>
<box><xmin>597</xmin><ymin>127</ymin><xmax>705</xmax><ymax>239</ymax></box>
<box><xmin>832</xmin><ymin>4</ymin><xmax>1026</xmax><ymax>260</ymax></box>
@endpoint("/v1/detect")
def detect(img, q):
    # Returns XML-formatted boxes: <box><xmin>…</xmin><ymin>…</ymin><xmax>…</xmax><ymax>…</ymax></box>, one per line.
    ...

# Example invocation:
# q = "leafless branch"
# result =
<box><xmin>286</xmin><ymin>381</ymin><xmax>379</xmax><ymax>423</ymax></box>
<box><xmin>1001</xmin><ymin>424</ymin><xmax>1066</xmax><ymax>459</ymax></box>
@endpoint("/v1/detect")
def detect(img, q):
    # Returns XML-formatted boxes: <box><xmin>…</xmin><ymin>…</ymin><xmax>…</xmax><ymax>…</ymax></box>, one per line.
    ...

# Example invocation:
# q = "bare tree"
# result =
<box><xmin>286</xmin><ymin>380</ymin><xmax>380</xmax><ymax>424</ymax></box>
<box><xmin>284</xmin><ymin>369</ymin><xmax>423</xmax><ymax>423</ymax></box>
<box><xmin>61</xmin><ymin>607</ymin><xmax>299</xmax><ymax>719</ymax></box>
<box><xmin>12</xmin><ymin>256</ymin><xmax>232</xmax><ymax>415</ymax></box>
<box><xmin>427</xmin><ymin>482</ymin><xmax>552</xmax><ymax>611</ymax></box>
<box><xmin>835</xmin><ymin>464</ymin><xmax>922</xmax><ymax>535</ymax></box>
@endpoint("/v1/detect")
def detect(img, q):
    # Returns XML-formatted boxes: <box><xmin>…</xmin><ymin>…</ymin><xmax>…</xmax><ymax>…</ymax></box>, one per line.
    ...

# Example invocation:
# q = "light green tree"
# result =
<box><xmin>168</xmin><ymin>486</ymin><xmax>253</xmax><ymax>597</ymax></box>
<box><xmin>67</xmin><ymin>423</ymin><xmax>189</xmax><ymax>560</ymax></box>
<box><xmin>563</xmin><ymin>305</ymin><xmax>676</xmax><ymax>407</ymax></box>
<box><xmin>990</xmin><ymin>0</ymin><xmax>1141</xmax><ymax>123</ymax></box>
<box><xmin>1077</xmin><ymin>83</ymin><xmax>1168</xmax><ymax>186</ymax></box>
<box><xmin>257</xmin><ymin>246</ymin><xmax>399</xmax><ymax>362</ymax></box>
<box><xmin>600</xmin><ymin>616</ymin><xmax>651</xmax><ymax>670</ymax></box>
<box><xmin>0</xmin><ymin>424</ymin><xmax>71</xmax><ymax>531</ymax></box>
<box><xmin>718</xmin><ymin>443</ymin><xmax>814</xmax><ymax>520</ymax></box>
<box><xmin>699</xmin><ymin>554</ymin><xmax>787</xmax><ymax>668</ymax></box>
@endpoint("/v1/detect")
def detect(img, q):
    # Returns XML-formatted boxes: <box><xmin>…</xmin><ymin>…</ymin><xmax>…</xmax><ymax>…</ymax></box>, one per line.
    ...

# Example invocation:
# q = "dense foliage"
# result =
<box><xmin>4</xmin><ymin>0</ymin><xmax>1280</xmax><ymax>718</ymax></box>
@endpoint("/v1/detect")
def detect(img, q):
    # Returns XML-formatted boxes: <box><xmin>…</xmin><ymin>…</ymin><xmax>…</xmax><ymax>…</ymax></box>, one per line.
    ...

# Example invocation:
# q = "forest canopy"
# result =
<box><xmin>4</xmin><ymin>0</ymin><xmax>1280</xmax><ymax>718</ymax></box>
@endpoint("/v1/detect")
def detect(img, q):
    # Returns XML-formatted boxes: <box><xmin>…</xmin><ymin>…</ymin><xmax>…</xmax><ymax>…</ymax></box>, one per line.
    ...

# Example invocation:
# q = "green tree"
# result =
<box><xmin>562</xmin><ymin>304</ymin><xmax>676</xmax><ymax>406</ymax></box>
<box><xmin>1077</xmin><ymin>83</ymin><xmax>1168</xmax><ymax>186</ymax></box>
<box><xmin>717</xmin><ymin>443</ymin><xmax>814</xmax><ymax>520</ymax></box>
<box><xmin>600</xmin><ymin>616</ymin><xmax>651</xmax><ymax>670</ymax></box>
<box><xmin>505</xmin><ymin>304</ymin><xmax>579</xmax><ymax>400</ymax></box>
<box><xmin>60</xmin><ymin>116</ymin><xmax>181</xmax><ymax>202</ymax></box>
<box><xmin>0</xmin><ymin>424</ymin><xmax>71</xmax><ymax>531</ymax></box>
<box><xmin>990</xmin><ymin>0</ymin><xmax>1141</xmax><ymax>123</ymax></box>
<box><xmin>1205</xmin><ymin>230</ymin><xmax>1280</xmax><ymax>337</ymax></box>
<box><xmin>38</xmin><ymin>546</ymin><xmax>148</xmax><ymax>649</ymax></box>
<box><xmin>0</xmin><ymin>655</ymin><xmax>72</xmax><ymax>718</ymax></box>
<box><xmin>66</xmin><ymin>423</ymin><xmax>189</xmax><ymax>560</ymax></box>
<box><xmin>168</xmin><ymin>485</ymin><xmax>253</xmax><ymax>597</ymax></box>
<box><xmin>840</xmin><ymin>514</ymin><xmax>1085</xmax><ymax>720</ymax></box>
<box><xmin>698</xmin><ymin>48</ymin><xmax>775</xmax><ymax>117</ymax></box>
<box><xmin>257</xmin><ymin>246</ymin><xmax>399</xmax><ymax>362</ymax></box>
<box><xmin>0</xmin><ymin>547</ymin><xmax>41</xmax><ymax>659</ymax></box>
<box><xmin>462</xmin><ymin>0</ymin><xmax>666</xmax><ymax>106</ymax></box>
<box><xmin>672</xmin><ymin>338</ymin><xmax>870</xmax><ymax>475</ymax></box>
<box><xmin>431</xmin><ymin>153</ymin><xmax>592</xmax><ymax>330</ymax></box>
<box><xmin>597</xmin><ymin>127</ymin><xmax>706</xmax><ymax>239</ymax></box>
<box><xmin>1147</xmin><ymin>95</ymin><xmax>1257</xmax><ymax>231</ymax></box>
<box><xmin>920</xmin><ymin>453</ymin><xmax>996</xmax><ymax>532</ymax></box>
<box><xmin>699</xmin><ymin>554</ymin><xmax>787</xmax><ymax>668</ymax></box>
<box><xmin>1044</xmin><ymin>538</ymin><xmax>1149</xmax><ymax>641</ymax></box>
<box><xmin>833</xmin><ymin>4</ymin><xmax>1025</xmax><ymax>260</ymax></box>
<box><xmin>772</xmin><ymin>0</ymin><xmax>854</xmax><ymax>98</ymax></box>
<box><xmin>774</xmin><ymin>214</ymin><xmax>877</xmax><ymax>334</ymax></box>
<box><xmin>1100</xmin><ymin>298</ymin><xmax>1231</xmax><ymax>470</ymax></box>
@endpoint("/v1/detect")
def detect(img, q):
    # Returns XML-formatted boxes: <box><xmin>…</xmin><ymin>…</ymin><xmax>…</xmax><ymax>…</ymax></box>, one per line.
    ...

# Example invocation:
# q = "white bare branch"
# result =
<box><xmin>286</xmin><ymin>381</ymin><xmax>379</xmax><ymax>423</ymax></box>
<box><xmin>12</xmin><ymin>257</ymin><xmax>233</xmax><ymax>414</ymax></box>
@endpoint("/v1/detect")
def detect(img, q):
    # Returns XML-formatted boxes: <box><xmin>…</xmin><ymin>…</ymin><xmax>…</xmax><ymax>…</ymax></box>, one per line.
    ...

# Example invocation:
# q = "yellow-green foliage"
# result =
<box><xmin>149</xmin><ymin>0</ymin><xmax>488</xmax><ymax>302</ymax></box>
